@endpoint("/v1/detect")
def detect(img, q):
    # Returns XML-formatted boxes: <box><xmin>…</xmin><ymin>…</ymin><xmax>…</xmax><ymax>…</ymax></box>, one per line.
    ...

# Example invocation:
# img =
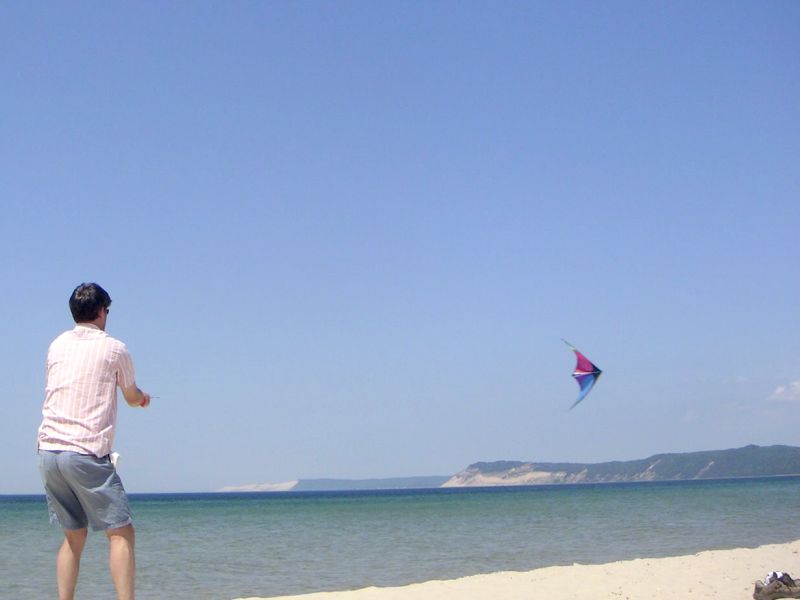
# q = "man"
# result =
<box><xmin>37</xmin><ymin>283</ymin><xmax>151</xmax><ymax>600</ymax></box>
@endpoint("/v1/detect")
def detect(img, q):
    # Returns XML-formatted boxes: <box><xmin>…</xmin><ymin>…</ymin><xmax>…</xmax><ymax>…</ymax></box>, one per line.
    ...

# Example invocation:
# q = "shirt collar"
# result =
<box><xmin>74</xmin><ymin>323</ymin><xmax>101</xmax><ymax>331</ymax></box>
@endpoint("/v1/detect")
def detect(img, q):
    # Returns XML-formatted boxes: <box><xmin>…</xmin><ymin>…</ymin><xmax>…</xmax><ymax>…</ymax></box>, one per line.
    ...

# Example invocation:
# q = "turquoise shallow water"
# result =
<box><xmin>3</xmin><ymin>477</ymin><xmax>800</xmax><ymax>600</ymax></box>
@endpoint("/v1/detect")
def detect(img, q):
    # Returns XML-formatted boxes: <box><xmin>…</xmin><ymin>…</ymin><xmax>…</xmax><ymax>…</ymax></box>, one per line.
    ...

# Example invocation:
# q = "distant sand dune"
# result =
<box><xmin>218</xmin><ymin>480</ymin><xmax>299</xmax><ymax>492</ymax></box>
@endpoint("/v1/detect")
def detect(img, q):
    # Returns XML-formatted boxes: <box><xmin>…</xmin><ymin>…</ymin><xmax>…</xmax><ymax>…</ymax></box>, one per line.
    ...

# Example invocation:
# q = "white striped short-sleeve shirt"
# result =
<box><xmin>37</xmin><ymin>324</ymin><xmax>136</xmax><ymax>457</ymax></box>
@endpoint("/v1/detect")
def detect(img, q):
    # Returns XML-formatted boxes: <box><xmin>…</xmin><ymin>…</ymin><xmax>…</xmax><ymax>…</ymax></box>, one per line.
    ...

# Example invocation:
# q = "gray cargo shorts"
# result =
<box><xmin>38</xmin><ymin>450</ymin><xmax>132</xmax><ymax>531</ymax></box>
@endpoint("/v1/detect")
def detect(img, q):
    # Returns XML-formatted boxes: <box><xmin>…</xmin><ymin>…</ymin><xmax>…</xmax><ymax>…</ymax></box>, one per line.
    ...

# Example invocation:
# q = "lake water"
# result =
<box><xmin>3</xmin><ymin>477</ymin><xmax>800</xmax><ymax>599</ymax></box>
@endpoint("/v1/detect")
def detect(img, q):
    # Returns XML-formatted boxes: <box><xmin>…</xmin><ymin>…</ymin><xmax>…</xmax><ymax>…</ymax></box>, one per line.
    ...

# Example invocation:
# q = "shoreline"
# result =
<box><xmin>234</xmin><ymin>539</ymin><xmax>800</xmax><ymax>600</ymax></box>
<box><xmin>3</xmin><ymin>473</ymin><xmax>800</xmax><ymax>497</ymax></box>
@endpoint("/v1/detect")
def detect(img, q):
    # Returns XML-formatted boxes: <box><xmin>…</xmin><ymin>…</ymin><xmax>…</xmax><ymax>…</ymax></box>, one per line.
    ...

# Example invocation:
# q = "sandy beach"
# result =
<box><xmin>235</xmin><ymin>539</ymin><xmax>800</xmax><ymax>600</ymax></box>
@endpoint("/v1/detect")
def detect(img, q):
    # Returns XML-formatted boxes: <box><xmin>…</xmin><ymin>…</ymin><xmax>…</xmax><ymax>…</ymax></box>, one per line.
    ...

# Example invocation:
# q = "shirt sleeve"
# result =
<box><xmin>115</xmin><ymin>343</ymin><xmax>137</xmax><ymax>389</ymax></box>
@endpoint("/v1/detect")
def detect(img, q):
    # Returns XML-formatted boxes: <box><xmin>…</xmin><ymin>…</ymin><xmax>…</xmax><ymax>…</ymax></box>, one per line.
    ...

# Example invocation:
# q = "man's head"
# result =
<box><xmin>69</xmin><ymin>283</ymin><xmax>112</xmax><ymax>324</ymax></box>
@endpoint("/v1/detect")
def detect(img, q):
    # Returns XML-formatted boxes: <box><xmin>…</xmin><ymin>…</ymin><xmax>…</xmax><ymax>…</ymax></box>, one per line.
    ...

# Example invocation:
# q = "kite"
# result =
<box><xmin>562</xmin><ymin>339</ymin><xmax>602</xmax><ymax>410</ymax></box>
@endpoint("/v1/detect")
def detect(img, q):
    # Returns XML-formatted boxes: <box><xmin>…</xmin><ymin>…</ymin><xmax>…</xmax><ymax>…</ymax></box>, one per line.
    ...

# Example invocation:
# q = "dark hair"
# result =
<box><xmin>69</xmin><ymin>283</ymin><xmax>112</xmax><ymax>323</ymax></box>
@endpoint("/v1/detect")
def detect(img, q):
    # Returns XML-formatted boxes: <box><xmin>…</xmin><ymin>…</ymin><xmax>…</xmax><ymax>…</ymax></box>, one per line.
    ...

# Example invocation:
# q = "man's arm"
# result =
<box><xmin>122</xmin><ymin>384</ymin><xmax>151</xmax><ymax>408</ymax></box>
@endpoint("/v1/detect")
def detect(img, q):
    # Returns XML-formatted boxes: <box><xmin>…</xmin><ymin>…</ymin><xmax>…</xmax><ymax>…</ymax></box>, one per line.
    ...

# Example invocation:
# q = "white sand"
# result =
<box><xmin>234</xmin><ymin>539</ymin><xmax>800</xmax><ymax>600</ymax></box>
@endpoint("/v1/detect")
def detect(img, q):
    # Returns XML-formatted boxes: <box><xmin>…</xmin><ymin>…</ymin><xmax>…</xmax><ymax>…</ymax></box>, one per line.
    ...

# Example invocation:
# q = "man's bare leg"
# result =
<box><xmin>106</xmin><ymin>524</ymin><xmax>136</xmax><ymax>600</ymax></box>
<box><xmin>57</xmin><ymin>528</ymin><xmax>87</xmax><ymax>600</ymax></box>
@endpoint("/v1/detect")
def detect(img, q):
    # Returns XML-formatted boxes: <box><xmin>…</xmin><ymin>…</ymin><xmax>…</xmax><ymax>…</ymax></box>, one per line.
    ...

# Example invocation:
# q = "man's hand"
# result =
<box><xmin>122</xmin><ymin>384</ymin><xmax>151</xmax><ymax>408</ymax></box>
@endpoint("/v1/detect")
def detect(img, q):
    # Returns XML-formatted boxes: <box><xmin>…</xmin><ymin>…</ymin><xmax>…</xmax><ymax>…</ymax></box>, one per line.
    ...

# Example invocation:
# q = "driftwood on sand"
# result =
<box><xmin>754</xmin><ymin>580</ymin><xmax>800</xmax><ymax>600</ymax></box>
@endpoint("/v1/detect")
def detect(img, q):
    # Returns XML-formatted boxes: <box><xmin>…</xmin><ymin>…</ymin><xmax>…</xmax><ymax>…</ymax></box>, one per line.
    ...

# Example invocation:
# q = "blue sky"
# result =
<box><xmin>2</xmin><ymin>2</ymin><xmax>798</xmax><ymax>493</ymax></box>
